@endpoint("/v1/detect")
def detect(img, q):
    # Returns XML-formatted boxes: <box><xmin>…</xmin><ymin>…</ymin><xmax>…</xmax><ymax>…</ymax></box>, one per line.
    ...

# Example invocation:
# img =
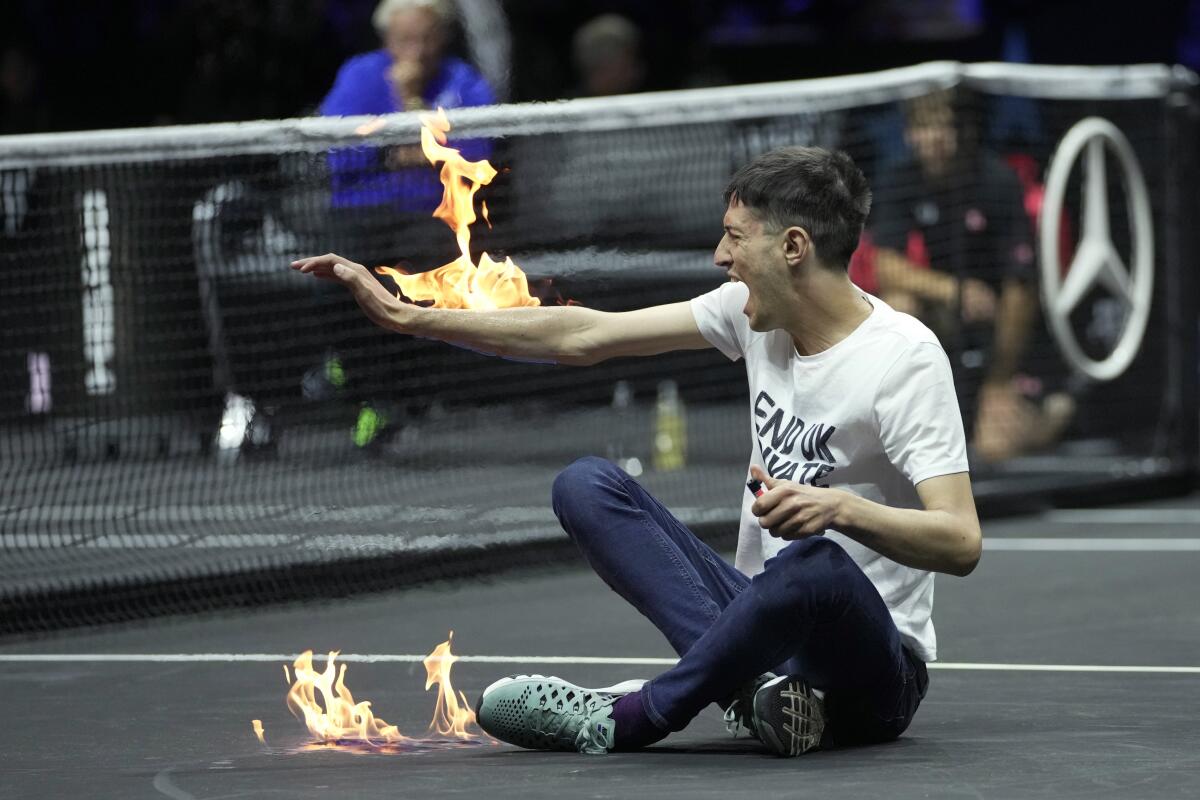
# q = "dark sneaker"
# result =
<box><xmin>722</xmin><ymin>671</ymin><xmax>775</xmax><ymax>739</ymax></box>
<box><xmin>301</xmin><ymin>354</ymin><xmax>347</xmax><ymax>402</ymax></box>
<box><xmin>750</xmin><ymin>675</ymin><xmax>826</xmax><ymax>756</ymax></box>
<box><xmin>475</xmin><ymin>675</ymin><xmax>645</xmax><ymax>755</ymax></box>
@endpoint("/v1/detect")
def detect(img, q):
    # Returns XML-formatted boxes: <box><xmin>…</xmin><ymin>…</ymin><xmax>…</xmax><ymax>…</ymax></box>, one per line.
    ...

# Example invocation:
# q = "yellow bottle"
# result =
<box><xmin>653</xmin><ymin>380</ymin><xmax>686</xmax><ymax>472</ymax></box>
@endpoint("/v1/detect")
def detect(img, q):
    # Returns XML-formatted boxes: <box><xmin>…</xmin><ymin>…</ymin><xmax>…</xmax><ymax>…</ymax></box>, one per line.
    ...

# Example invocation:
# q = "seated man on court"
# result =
<box><xmin>291</xmin><ymin>146</ymin><xmax>983</xmax><ymax>756</ymax></box>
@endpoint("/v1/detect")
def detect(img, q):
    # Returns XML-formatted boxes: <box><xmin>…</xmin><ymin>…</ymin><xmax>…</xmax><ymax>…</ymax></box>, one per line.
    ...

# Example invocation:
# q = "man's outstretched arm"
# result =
<box><xmin>291</xmin><ymin>253</ymin><xmax>712</xmax><ymax>366</ymax></box>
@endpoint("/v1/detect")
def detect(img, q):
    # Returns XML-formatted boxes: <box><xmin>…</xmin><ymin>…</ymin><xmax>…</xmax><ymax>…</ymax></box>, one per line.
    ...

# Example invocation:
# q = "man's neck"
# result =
<box><xmin>783</xmin><ymin>271</ymin><xmax>873</xmax><ymax>357</ymax></box>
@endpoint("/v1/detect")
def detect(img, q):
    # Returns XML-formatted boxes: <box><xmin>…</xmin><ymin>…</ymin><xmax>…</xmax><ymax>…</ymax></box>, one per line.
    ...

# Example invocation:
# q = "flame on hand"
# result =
<box><xmin>375</xmin><ymin>108</ymin><xmax>541</xmax><ymax>310</ymax></box>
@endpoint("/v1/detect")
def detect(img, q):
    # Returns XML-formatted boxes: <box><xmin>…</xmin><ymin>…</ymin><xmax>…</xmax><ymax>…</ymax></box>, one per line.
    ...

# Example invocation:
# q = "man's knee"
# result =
<box><xmin>551</xmin><ymin>456</ymin><xmax>624</xmax><ymax>522</ymax></box>
<box><xmin>754</xmin><ymin>536</ymin><xmax>854</xmax><ymax>611</ymax></box>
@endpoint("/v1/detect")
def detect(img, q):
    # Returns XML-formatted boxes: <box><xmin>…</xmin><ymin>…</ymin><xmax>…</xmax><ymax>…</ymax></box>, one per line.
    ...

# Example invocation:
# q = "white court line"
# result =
<box><xmin>0</xmin><ymin>653</ymin><xmax>1197</xmax><ymax>674</ymax></box>
<box><xmin>984</xmin><ymin>538</ymin><xmax>1200</xmax><ymax>551</ymax></box>
<box><xmin>1042</xmin><ymin>509</ymin><xmax>1200</xmax><ymax>525</ymax></box>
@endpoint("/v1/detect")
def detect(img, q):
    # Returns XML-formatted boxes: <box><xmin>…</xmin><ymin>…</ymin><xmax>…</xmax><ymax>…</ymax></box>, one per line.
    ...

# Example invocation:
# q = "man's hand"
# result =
<box><xmin>291</xmin><ymin>252</ymin><xmax>370</xmax><ymax>284</ymax></box>
<box><xmin>290</xmin><ymin>253</ymin><xmax>411</xmax><ymax>331</ymax></box>
<box><xmin>959</xmin><ymin>278</ymin><xmax>997</xmax><ymax>324</ymax></box>
<box><xmin>388</xmin><ymin>59</ymin><xmax>425</xmax><ymax>108</ymax></box>
<box><xmin>749</xmin><ymin>465</ymin><xmax>845</xmax><ymax>540</ymax></box>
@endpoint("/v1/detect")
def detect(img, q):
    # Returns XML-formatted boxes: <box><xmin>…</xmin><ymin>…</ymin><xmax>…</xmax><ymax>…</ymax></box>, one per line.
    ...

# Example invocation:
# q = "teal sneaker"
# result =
<box><xmin>746</xmin><ymin>674</ymin><xmax>826</xmax><ymax>756</ymax></box>
<box><xmin>475</xmin><ymin>675</ymin><xmax>645</xmax><ymax>755</ymax></box>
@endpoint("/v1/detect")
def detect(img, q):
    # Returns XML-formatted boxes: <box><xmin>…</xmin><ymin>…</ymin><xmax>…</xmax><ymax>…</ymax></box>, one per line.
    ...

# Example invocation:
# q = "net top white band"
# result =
<box><xmin>0</xmin><ymin>62</ymin><xmax>1193</xmax><ymax>169</ymax></box>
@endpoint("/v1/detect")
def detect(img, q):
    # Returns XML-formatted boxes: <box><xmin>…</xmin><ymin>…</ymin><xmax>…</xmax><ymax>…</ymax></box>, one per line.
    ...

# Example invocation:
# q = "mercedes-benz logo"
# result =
<box><xmin>1039</xmin><ymin>117</ymin><xmax>1155</xmax><ymax>382</ymax></box>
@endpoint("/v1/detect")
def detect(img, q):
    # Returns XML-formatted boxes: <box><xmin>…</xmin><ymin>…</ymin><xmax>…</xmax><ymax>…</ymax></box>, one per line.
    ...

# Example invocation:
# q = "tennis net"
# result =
<box><xmin>1</xmin><ymin>62</ymin><xmax>1195</xmax><ymax>634</ymax></box>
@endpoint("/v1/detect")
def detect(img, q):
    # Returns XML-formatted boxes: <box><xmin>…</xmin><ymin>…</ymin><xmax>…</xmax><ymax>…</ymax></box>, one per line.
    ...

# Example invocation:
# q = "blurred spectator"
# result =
<box><xmin>864</xmin><ymin>89</ymin><xmax>1072</xmax><ymax>463</ymax></box>
<box><xmin>321</xmin><ymin>0</ymin><xmax>493</xmax><ymax>118</ymax></box>
<box><xmin>571</xmin><ymin>13</ymin><xmax>647</xmax><ymax>97</ymax></box>
<box><xmin>319</xmin><ymin>0</ymin><xmax>495</xmax><ymax>224</ymax></box>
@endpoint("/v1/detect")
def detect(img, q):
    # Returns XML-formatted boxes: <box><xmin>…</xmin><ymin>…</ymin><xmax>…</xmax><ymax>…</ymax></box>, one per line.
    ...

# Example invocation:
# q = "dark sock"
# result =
<box><xmin>610</xmin><ymin>691</ymin><xmax>668</xmax><ymax>751</ymax></box>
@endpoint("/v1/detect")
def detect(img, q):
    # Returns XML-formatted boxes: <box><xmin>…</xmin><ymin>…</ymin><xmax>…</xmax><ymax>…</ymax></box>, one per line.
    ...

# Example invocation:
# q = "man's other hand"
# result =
<box><xmin>749</xmin><ymin>465</ymin><xmax>844</xmax><ymax>540</ymax></box>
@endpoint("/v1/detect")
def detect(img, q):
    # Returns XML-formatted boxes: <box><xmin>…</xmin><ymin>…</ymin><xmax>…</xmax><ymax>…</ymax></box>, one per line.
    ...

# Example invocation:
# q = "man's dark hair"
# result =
<box><xmin>723</xmin><ymin>146</ymin><xmax>872</xmax><ymax>269</ymax></box>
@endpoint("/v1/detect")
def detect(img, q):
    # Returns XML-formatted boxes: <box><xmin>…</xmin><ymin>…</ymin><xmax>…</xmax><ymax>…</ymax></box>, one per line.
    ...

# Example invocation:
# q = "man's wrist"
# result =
<box><xmin>832</xmin><ymin>489</ymin><xmax>858</xmax><ymax>530</ymax></box>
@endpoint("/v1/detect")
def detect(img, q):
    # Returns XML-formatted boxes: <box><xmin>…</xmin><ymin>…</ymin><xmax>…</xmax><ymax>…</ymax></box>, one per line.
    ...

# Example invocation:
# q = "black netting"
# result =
<box><xmin>0</xmin><ymin>63</ymin><xmax>1195</xmax><ymax>635</ymax></box>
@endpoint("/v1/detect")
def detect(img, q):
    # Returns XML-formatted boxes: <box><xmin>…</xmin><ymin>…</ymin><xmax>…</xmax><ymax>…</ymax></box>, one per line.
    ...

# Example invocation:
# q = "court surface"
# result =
<box><xmin>3</xmin><ymin>493</ymin><xmax>1199</xmax><ymax>799</ymax></box>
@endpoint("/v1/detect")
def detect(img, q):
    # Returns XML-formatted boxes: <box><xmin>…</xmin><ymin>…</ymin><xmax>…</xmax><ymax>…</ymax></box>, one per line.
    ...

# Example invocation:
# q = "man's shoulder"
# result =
<box><xmin>438</xmin><ymin>57</ymin><xmax>493</xmax><ymax>98</ymax></box>
<box><xmin>866</xmin><ymin>296</ymin><xmax>944</xmax><ymax>351</ymax></box>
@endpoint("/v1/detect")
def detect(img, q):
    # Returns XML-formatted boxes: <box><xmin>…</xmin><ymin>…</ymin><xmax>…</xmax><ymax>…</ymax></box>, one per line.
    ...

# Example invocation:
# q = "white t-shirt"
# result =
<box><xmin>690</xmin><ymin>281</ymin><xmax>969</xmax><ymax>662</ymax></box>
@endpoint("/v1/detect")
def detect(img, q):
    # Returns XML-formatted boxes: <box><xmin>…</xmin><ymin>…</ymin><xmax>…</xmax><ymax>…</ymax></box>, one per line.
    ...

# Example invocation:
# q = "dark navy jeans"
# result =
<box><xmin>552</xmin><ymin>456</ymin><xmax>929</xmax><ymax>747</ymax></box>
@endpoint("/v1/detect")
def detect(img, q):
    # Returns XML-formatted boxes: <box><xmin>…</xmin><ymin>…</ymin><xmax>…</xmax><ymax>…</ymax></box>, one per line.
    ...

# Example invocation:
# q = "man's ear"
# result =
<box><xmin>783</xmin><ymin>225</ymin><xmax>812</xmax><ymax>269</ymax></box>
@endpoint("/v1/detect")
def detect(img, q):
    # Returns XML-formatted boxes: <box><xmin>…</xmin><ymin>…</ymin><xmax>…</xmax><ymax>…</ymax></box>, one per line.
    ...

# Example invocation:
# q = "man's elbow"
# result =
<box><xmin>557</xmin><ymin>329</ymin><xmax>608</xmax><ymax>366</ymax></box>
<box><xmin>556</xmin><ymin>345</ymin><xmax>602</xmax><ymax>367</ymax></box>
<box><xmin>949</xmin><ymin>526</ymin><xmax>983</xmax><ymax>577</ymax></box>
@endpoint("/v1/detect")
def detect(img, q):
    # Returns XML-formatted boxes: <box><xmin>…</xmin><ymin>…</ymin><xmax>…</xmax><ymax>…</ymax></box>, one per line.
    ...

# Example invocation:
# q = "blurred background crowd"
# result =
<box><xmin>0</xmin><ymin>0</ymin><xmax>1194</xmax><ymax>470</ymax></box>
<box><xmin>2</xmin><ymin>0</ymin><xmax>1197</xmax><ymax>135</ymax></box>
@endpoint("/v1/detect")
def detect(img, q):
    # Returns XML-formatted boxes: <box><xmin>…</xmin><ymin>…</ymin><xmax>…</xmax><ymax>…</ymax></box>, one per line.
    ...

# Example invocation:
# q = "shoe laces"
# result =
<box><xmin>722</xmin><ymin>702</ymin><xmax>746</xmax><ymax>738</ymax></box>
<box><xmin>724</xmin><ymin>672</ymin><xmax>774</xmax><ymax>739</ymax></box>
<box><xmin>528</xmin><ymin>686</ymin><xmax>617</xmax><ymax>754</ymax></box>
<box><xmin>574</xmin><ymin>703</ymin><xmax>617</xmax><ymax>755</ymax></box>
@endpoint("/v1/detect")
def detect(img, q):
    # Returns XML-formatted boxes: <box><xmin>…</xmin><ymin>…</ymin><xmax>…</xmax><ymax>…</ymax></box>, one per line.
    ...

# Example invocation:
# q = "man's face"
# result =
<box><xmin>714</xmin><ymin>201</ymin><xmax>789</xmax><ymax>332</ymax></box>
<box><xmin>906</xmin><ymin>112</ymin><xmax>958</xmax><ymax>179</ymax></box>
<box><xmin>383</xmin><ymin>7</ymin><xmax>446</xmax><ymax>78</ymax></box>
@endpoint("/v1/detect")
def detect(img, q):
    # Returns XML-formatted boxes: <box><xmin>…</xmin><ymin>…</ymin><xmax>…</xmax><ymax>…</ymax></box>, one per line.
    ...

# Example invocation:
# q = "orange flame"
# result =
<box><xmin>424</xmin><ymin>631</ymin><xmax>481</xmax><ymax>738</ymax></box>
<box><xmin>375</xmin><ymin>108</ymin><xmax>541</xmax><ymax>310</ymax></box>
<box><xmin>285</xmin><ymin>651</ymin><xmax>409</xmax><ymax>745</ymax></box>
<box><xmin>269</xmin><ymin>639</ymin><xmax>487</xmax><ymax>751</ymax></box>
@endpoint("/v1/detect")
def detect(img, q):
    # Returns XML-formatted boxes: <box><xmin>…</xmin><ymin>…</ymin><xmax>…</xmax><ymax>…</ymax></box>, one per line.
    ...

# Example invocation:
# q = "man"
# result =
<box><xmin>571</xmin><ymin>13</ymin><xmax>647</xmax><ymax>98</ymax></box>
<box><xmin>292</xmin><ymin>146</ymin><xmax>982</xmax><ymax>756</ymax></box>
<box><xmin>867</xmin><ymin>89</ymin><xmax>1072</xmax><ymax>462</ymax></box>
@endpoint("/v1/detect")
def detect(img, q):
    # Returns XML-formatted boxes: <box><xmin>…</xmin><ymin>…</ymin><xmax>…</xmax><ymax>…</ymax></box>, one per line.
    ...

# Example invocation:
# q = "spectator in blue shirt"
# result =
<box><xmin>319</xmin><ymin>0</ymin><xmax>495</xmax><ymax>216</ymax></box>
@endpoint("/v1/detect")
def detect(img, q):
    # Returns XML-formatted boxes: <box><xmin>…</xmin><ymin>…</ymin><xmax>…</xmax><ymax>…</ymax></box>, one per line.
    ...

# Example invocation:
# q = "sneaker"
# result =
<box><xmin>750</xmin><ymin>674</ymin><xmax>826</xmax><ymax>757</ymax></box>
<box><xmin>475</xmin><ymin>675</ymin><xmax>646</xmax><ymax>755</ymax></box>
<box><xmin>722</xmin><ymin>671</ymin><xmax>775</xmax><ymax>739</ymax></box>
<box><xmin>301</xmin><ymin>353</ymin><xmax>347</xmax><ymax>402</ymax></box>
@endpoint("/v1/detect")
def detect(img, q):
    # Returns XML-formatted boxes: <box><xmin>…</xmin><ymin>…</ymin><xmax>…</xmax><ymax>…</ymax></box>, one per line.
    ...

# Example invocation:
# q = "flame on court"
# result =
<box><xmin>424</xmin><ymin>631</ymin><xmax>479</xmax><ymax>738</ymax></box>
<box><xmin>285</xmin><ymin>650</ymin><xmax>410</xmax><ymax>745</ymax></box>
<box><xmin>274</xmin><ymin>635</ymin><xmax>484</xmax><ymax>751</ymax></box>
<box><xmin>375</xmin><ymin>108</ymin><xmax>541</xmax><ymax>310</ymax></box>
